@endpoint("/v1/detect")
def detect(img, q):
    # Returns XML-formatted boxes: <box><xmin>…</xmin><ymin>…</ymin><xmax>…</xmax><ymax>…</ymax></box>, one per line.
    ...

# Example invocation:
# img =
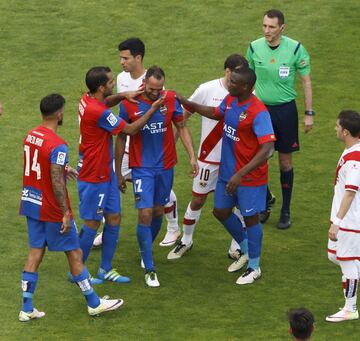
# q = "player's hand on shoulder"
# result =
<box><xmin>303</xmin><ymin>115</ymin><xmax>314</xmax><ymax>133</ymax></box>
<box><xmin>174</xmin><ymin>92</ymin><xmax>186</xmax><ymax>104</ymax></box>
<box><xmin>125</xmin><ymin>89</ymin><xmax>143</xmax><ymax>104</ymax></box>
<box><xmin>66</xmin><ymin>165</ymin><xmax>78</xmax><ymax>180</ymax></box>
<box><xmin>60</xmin><ymin>211</ymin><xmax>71</xmax><ymax>234</ymax></box>
<box><xmin>189</xmin><ymin>157</ymin><xmax>199</xmax><ymax>178</ymax></box>
<box><xmin>118</xmin><ymin>174</ymin><xmax>127</xmax><ymax>193</ymax></box>
<box><xmin>328</xmin><ymin>223</ymin><xmax>339</xmax><ymax>241</ymax></box>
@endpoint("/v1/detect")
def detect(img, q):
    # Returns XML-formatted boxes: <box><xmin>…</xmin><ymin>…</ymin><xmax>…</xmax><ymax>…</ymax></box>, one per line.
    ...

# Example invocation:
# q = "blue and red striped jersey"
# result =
<box><xmin>78</xmin><ymin>93</ymin><xmax>126</xmax><ymax>182</ymax></box>
<box><xmin>20</xmin><ymin>125</ymin><xmax>73</xmax><ymax>222</ymax></box>
<box><xmin>214</xmin><ymin>94</ymin><xmax>276</xmax><ymax>186</ymax></box>
<box><xmin>119</xmin><ymin>91</ymin><xmax>183</xmax><ymax>169</ymax></box>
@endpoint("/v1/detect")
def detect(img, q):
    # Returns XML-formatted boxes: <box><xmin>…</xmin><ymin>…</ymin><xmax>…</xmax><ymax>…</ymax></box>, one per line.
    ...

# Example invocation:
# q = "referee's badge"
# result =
<box><xmin>239</xmin><ymin>111</ymin><xmax>247</xmax><ymax>121</ymax></box>
<box><xmin>279</xmin><ymin>66</ymin><xmax>290</xmax><ymax>78</ymax></box>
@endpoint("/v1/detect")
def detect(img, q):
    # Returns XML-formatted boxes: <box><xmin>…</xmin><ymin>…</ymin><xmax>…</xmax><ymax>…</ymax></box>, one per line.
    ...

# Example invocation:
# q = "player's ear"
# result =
<box><xmin>288</xmin><ymin>327</ymin><xmax>293</xmax><ymax>336</ymax></box>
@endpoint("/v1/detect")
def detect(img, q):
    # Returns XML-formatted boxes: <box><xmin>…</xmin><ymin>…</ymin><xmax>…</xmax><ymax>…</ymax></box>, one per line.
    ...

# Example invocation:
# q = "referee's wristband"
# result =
<box><xmin>305</xmin><ymin>110</ymin><xmax>316</xmax><ymax>116</ymax></box>
<box><xmin>332</xmin><ymin>217</ymin><xmax>342</xmax><ymax>226</ymax></box>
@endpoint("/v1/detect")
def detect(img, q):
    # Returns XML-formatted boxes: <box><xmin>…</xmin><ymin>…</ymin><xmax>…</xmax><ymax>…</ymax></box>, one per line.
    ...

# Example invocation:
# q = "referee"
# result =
<box><xmin>246</xmin><ymin>9</ymin><xmax>314</xmax><ymax>229</ymax></box>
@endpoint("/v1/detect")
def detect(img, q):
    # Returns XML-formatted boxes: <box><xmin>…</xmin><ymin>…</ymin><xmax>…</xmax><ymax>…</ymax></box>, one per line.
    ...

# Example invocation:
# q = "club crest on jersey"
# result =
<box><xmin>56</xmin><ymin>152</ymin><xmax>66</xmax><ymax>165</ymax></box>
<box><xmin>239</xmin><ymin>111</ymin><xmax>247</xmax><ymax>121</ymax></box>
<box><xmin>106</xmin><ymin>113</ymin><xmax>118</xmax><ymax>127</ymax></box>
<box><xmin>160</xmin><ymin>105</ymin><xmax>167</xmax><ymax>115</ymax></box>
<box><xmin>199</xmin><ymin>181</ymin><xmax>207</xmax><ymax>188</ymax></box>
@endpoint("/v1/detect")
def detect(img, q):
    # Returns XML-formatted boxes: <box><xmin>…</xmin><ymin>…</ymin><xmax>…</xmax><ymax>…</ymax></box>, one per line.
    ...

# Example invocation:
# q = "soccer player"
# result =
<box><xmin>19</xmin><ymin>94</ymin><xmax>123</xmax><ymax>321</ymax></box>
<box><xmin>77</xmin><ymin>66</ymin><xmax>162</xmax><ymax>284</ymax></box>
<box><xmin>246</xmin><ymin>9</ymin><xmax>314</xmax><ymax>229</ymax></box>
<box><xmin>288</xmin><ymin>308</ymin><xmax>314</xmax><ymax>340</ymax></box>
<box><xmin>176</xmin><ymin>67</ymin><xmax>275</xmax><ymax>284</ymax></box>
<box><xmin>326</xmin><ymin>110</ymin><xmax>360</xmax><ymax>322</ymax></box>
<box><xmin>92</xmin><ymin>37</ymin><xmax>180</xmax><ymax>248</ymax></box>
<box><xmin>167</xmin><ymin>54</ymin><xmax>249</xmax><ymax>273</ymax></box>
<box><xmin>117</xmin><ymin>66</ymin><xmax>198</xmax><ymax>287</ymax></box>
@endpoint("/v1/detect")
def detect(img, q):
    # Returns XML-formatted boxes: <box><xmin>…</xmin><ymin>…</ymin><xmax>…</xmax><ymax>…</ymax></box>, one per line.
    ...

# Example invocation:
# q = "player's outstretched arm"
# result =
<box><xmin>105</xmin><ymin>89</ymin><xmax>144</xmax><ymax>107</ymax></box>
<box><xmin>226</xmin><ymin>142</ymin><xmax>274</xmax><ymax>194</ymax></box>
<box><xmin>115</xmin><ymin>133</ymin><xmax>127</xmax><ymax>193</ymax></box>
<box><xmin>50</xmin><ymin>164</ymin><xmax>71</xmax><ymax>234</ymax></box>
<box><xmin>175</xmin><ymin>93</ymin><xmax>217</xmax><ymax>120</ymax></box>
<box><xmin>121</xmin><ymin>96</ymin><xmax>164</xmax><ymax>136</ymax></box>
<box><xmin>329</xmin><ymin>190</ymin><xmax>356</xmax><ymax>241</ymax></box>
<box><xmin>175</xmin><ymin>120</ymin><xmax>199</xmax><ymax>177</ymax></box>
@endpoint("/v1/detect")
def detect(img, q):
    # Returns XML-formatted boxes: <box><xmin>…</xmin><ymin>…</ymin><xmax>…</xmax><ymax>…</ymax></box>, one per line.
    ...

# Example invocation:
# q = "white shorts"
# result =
<box><xmin>192</xmin><ymin>160</ymin><xmax>219</xmax><ymax>196</ymax></box>
<box><xmin>328</xmin><ymin>228</ymin><xmax>360</xmax><ymax>261</ymax></box>
<box><xmin>121</xmin><ymin>153</ymin><xmax>132</xmax><ymax>181</ymax></box>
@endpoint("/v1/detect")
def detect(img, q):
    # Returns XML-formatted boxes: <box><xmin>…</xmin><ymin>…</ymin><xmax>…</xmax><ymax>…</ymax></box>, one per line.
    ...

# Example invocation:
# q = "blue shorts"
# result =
<box><xmin>132</xmin><ymin>167</ymin><xmax>173</xmax><ymax>209</ymax></box>
<box><xmin>27</xmin><ymin>217</ymin><xmax>80</xmax><ymax>251</ymax></box>
<box><xmin>214</xmin><ymin>179</ymin><xmax>267</xmax><ymax>216</ymax></box>
<box><xmin>266</xmin><ymin>100</ymin><xmax>299</xmax><ymax>153</ymax></box>
<box><xmin>77</xmin><ymin>171</ymin><xmax>121</xmax><ymax>221</ymax></box>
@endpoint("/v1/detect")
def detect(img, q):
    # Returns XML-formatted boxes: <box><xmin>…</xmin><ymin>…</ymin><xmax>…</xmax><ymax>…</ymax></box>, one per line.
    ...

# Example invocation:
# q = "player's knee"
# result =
<box><xmin>244</xmin><ymin>214</ymin><xmax>259</xmax><ymax>227</ymax></box>
<box><xmin>153</xmin><ymin>205</ymin><xmax>164</xmax><ymax>218</ymax></box>
<box><xmin>213</xmin><ymin>208</ymin><xmax>229</xmax><ymax>221</ymax></box>
<box><xmin>191</xmin><ymin>196</ymin><xmax>206</xmax><ymax>211</ymax></box>
<box><xmin>138</xmin><ymin>209</ymin><xmax>153</xmax><ymax>225</ymax></box>
<box><xmin>105</xmin><ymin>214</ymin><xmax>121</xmax><ymax>226</ymax></box>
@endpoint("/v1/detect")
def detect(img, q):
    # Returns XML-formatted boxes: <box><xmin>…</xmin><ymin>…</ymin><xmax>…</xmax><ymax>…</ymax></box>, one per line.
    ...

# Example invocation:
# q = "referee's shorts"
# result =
<box><xmin>266</xmin><ymin>100</ymin><xmax>299</xmax><ymax>153</ymax></box>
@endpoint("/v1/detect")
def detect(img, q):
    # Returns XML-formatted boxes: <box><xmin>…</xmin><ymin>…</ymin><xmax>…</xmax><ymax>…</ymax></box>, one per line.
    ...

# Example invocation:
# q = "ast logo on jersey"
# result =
<box><xmin>119</xmin><ymin>91</ymin><xmax>183</xmax><ymax>169</ymax></box>
<box><xmin>214</xmin><ymin>94</ymin><xmax>276</xmax><ymax>185</ymax></box>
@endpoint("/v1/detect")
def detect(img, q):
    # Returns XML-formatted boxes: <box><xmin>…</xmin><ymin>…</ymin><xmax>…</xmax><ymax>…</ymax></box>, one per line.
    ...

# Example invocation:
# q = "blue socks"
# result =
<box><xmin>247</xmin><ymin>223</ymin><xmax>262</xmax><ymax>270</ymax></box>
<box><xmin>21</xmin><ymin>271</ymin><xmax>38</xmax><ymax>312</ymax></box>
<box><xmin>137</xmin><ymin>224</ymin><xmax>154</xmax><ymax>272</ymax></box>
<box><xmin>222</xmin><ymin>213</ymin><xmax>248</xmax><ymax>254</ymax></box>
<box><xmin>151</xmin><ymin>216</ymin><xmax>163</xmax><ymax>242</ymax></box>
<box><xmin>79</xmin><ymin>225</ymin><xmax>97</xmax><ymax>263</ymax></box>
<box><xmin>72</xmin><ymin>267</ymin><xmax>100</xmax><ymax>308</ymax></box>
<box><xmin>100</xmin><ymin>224</ymin><xmax>120</xmax><ymax>272</ymax></box>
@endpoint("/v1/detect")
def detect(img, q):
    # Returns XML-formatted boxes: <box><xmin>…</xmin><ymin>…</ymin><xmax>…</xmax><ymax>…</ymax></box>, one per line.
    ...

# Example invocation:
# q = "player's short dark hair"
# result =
<box><xmin>85</xmin><ymin>66</ymin><xmax>111</xmax><ymax>93</ymax></box>
<box><xmin>224</xmin><ymin>54</ymin><xmax>249</xmax><ymax>71</ymax></box>
<box><xmin>288</xmin><ymin>308</ymin><xmax>314</xmax><ymax>340</ymax></box>
<box><xmin>40</xmin><ymin>94</ymin><xmax>65</xmax><ymax>116</ymax></box>
<box><xmin>118</xmin><ymin>37</ymin><xmax>145</xmax><ymax>59</ymax></box>
<box><xmin>145</xmin><ymin>65</ymin><xmax>165</xmax><ymax>81</ymax></box>
<box><xmin>264</xmin><ymin>9</ymin><xmax>285</xmax><ymax>26</ymax></box>
<box><xmin>232</xmin><ymin>66</ymin><xmax>256</xmax><ymax>89</ymax></box>
<box><xmin>338</xmin><ymin>110</ymin><xmax>360</xmax><ymax>137</ymax></box>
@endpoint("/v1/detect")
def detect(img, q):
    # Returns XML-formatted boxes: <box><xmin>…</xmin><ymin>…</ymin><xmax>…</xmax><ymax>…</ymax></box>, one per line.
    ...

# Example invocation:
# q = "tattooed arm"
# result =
<box><xmin>50</xmin><ymin>164</ymin><xmax>71</xmax><ymax>234</ymax></box>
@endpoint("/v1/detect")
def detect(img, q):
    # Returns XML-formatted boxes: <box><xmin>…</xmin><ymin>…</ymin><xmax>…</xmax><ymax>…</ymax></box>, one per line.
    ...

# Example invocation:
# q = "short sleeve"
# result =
<box><xmin>50</xmin><ymin>144</ymin><xmax>69</xmax><ymax>166</ymax></box>
<box><xmin>246</xmin><ymin>44</ymin><xmax>255</xmax><ymax>70</ymax></box>
<box><xmin>214</xmin><ymin>97</ymin><xmax>227</xmax><ymax>118</ymax></box>
<box><xmin>119</xmin><ymin>102</ymin><xmax>130</xmax><ymax>122</ymax></box>
<box><xmin>252</xmin><ymin>111</ymin><xmax>276</xmax><ymax>144</ymax></box>
<box><xmin>97</xmin><ymin>109</ymin><xmax>126</xmax><ymax>134</ymax></box>
<box><xmin>172</xmin><ymin>98</ymin><xmax>184</xmax><ymax>123</ymax></box>
<box><xmin>345</xmin><ymin>161</ymin><xmax>360</xmax><ymax>191</ymax></box>
<box><xmin>295</xmin><ymin>44</ymin><xmax>311</xmax><ymax>76</ymax></box>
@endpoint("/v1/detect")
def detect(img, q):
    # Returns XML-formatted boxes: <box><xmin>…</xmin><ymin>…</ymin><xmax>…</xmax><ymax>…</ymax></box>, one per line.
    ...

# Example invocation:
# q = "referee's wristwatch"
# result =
<box><xmin>305</xmin><ymin>110</ymin><xmax>316</xmax><ymax>116</ymax></box>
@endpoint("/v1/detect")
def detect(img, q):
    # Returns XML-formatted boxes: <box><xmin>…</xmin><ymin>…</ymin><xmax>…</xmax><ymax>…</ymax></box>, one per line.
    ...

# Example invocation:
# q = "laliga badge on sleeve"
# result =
<box><xmin>279</xmin><ymin>66</ymin><xmax>290</xmax><ymax>78</ymax></box>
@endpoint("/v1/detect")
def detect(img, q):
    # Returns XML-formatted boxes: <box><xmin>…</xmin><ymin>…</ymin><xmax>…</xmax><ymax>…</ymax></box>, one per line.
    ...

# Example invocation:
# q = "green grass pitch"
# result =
<box><xmin>1</xmin><ymin>0</ymin><xmax>360</xmax><ymax>340</ymax></box>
